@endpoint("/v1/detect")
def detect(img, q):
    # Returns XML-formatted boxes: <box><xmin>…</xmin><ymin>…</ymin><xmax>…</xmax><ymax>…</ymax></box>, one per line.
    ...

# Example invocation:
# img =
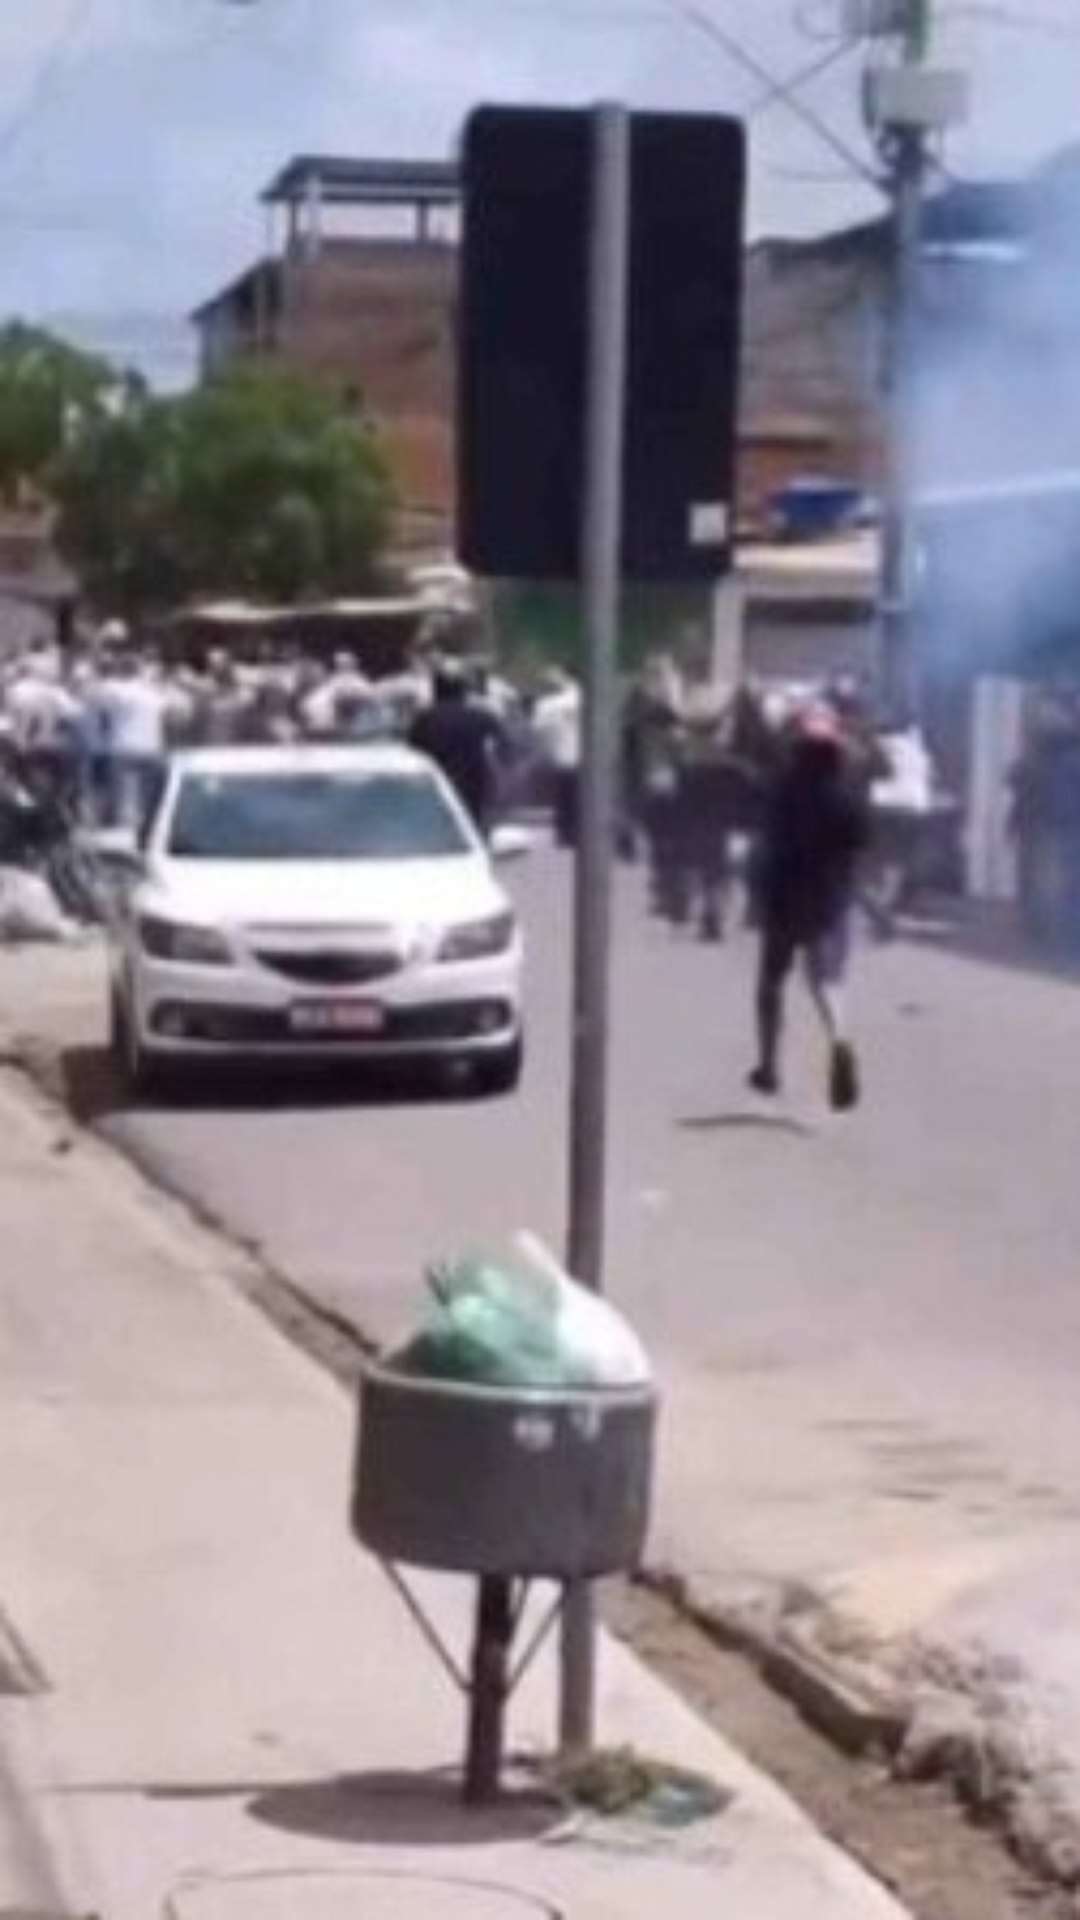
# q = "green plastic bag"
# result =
<box><xmin>386</xmin><ymin>1253</ymin><xmax>574</xmax><ymax>1388</ymax></box>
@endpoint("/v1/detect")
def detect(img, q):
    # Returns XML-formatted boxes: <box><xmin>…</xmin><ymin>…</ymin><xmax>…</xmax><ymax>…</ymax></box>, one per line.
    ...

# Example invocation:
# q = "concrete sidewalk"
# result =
<box><xmin>0</xmin><ymin>1064</ymin><xmax>908</xmax><ymax>1919</ymax></box>
<box><xmin>14</xmin><ymin>889</ymin><xmax>1080</xmax><ymax>1896</ymax></box>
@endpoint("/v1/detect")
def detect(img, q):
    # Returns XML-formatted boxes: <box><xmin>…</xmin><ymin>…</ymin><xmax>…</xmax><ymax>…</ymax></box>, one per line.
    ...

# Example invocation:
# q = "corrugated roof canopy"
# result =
<box><xmin>262</xmin><ymin>155</ymin><xmax>459</xmax><ymax>208</ymax></box>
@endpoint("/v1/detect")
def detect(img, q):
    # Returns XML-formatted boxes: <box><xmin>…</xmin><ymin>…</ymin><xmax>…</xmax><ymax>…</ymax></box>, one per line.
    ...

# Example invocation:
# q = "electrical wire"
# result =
<box><xmin>0</xmin><ymin>0</ymin><xmax>98</xmax><ymax>169</ymax></box>
<box><xmin>746</xmin><ymin>36</ymin><xmax>862</xmax><ymax>120</ymax></box>
<box><xmin>667</xmin><ymin>0</ymin><xmax>883</xmax><ymax>188</ymax></box>
<box><xmin>944</xmin><ymin>3</ymin><xmax>1080</xmax><ymax>39</ymax></box>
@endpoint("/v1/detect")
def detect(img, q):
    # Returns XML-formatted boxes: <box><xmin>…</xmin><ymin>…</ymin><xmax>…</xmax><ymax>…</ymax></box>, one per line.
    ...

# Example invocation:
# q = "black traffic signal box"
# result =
<box><xmin>458</xmin><ymin>106</ymin><xmax>745</xmax><ymax>583</ymax></box>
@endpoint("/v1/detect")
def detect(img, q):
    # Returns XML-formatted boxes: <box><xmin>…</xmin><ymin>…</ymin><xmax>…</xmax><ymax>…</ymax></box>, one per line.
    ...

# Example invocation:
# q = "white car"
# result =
<box><xmin>107</xmin><ymin>743</ymin><xmax>524</xmax><ymax>1097</ymax></box>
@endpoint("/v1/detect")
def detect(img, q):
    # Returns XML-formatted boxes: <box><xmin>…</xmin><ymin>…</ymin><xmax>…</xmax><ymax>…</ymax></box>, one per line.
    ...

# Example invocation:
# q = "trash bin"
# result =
<box><xmin>351</xmin><ymin>1364</ymin><xmax>656</xmax><ymax>1580</ymax></box>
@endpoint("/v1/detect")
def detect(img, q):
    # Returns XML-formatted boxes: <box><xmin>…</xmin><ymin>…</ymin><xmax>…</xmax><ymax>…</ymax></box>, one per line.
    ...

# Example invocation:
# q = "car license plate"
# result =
<box><xmin>289</xmin><ymin>1001</ymin><xmax>386</xmax><ymax>1035</ymax></box>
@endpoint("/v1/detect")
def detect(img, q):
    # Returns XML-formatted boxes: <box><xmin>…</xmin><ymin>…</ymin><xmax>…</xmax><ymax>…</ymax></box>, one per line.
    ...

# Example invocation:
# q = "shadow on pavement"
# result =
<box><xmin>679</xmin><ymin>1111</ymin><xmax>813</xmax><ymax>1139</ymax></box>
<box><xmin>59</xmin><ymin>1044</ymin><xmax>124</xmax><ymax>1124</ymax></box>
<box><xmin>56</xmin><ymin>1044</ymin><xmax>488</xmax><ymax>1121</ymax></box>
<box><xmin>245</xmin><ymin>1769</ymin><xmax>559</xmax><ymax>1847</ymax></box>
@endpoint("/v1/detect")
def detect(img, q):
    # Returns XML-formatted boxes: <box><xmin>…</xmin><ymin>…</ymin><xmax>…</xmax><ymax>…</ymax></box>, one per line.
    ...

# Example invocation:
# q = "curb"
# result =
<box><xmin>637</xmin><ymin>1569</ymin><xmax>905</xmax><ymax>1759</ymax></box>
<box><xmin>761</xmin><ymin>1624</ymin><xmax>904</xmax><ymax>1758</ymax></box>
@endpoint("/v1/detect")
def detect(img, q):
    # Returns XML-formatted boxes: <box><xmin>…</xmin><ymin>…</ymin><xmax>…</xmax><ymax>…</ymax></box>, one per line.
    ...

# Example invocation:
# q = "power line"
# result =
<box><xmin>0</xmin><ymin>0</ymin><xmax>97</xmax><ymax>169</ymax></box>
<box><xmin>745</xmin><ymin>37</ymin><xmax>862</xmax><ymax>120</ymax></box>
<box><xmin>668</xmin><ymin>1</ymin><xmax>883</xmax><ymax>189</ymax></box>
<box><xmin>946</xmin><ymin>4</ymin><xmax>1080</xmax><ymax>40</ymax></box>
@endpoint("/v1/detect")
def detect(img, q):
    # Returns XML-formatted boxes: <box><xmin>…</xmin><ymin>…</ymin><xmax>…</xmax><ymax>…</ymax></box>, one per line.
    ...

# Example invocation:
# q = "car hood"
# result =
<box><xmin>139</xmin><ymin>854</ymin><xmax>507</xmax><ymax>934</ymax></box>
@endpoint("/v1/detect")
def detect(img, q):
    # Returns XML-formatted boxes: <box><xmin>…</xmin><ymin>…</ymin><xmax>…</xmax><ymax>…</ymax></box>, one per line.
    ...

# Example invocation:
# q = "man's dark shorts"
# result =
<box><xmin>761</xmin><ymin>914</ymin><xmax>852</xmax><ymax>989</ymax></box>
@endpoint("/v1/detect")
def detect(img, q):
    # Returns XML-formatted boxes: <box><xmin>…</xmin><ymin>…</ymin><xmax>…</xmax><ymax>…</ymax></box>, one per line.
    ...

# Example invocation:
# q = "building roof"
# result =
<box><xmin>262</xmin><ymin>155</ymin><xmax>459</xmax><ymax>208</ymax></box>
<box><xmin>190</xmin><ymin>257</ymin><xmax>280</xmax><ymax>325</ymax></box>
<box><xmin>753</xmin><ymin>178</ymin><xmax>1031</xmax><ymax>269</ymax></box>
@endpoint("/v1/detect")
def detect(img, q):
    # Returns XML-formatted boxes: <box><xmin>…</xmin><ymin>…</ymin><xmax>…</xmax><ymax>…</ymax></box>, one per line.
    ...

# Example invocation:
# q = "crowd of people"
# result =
<box><xmin>613</xmin><ymin>660</ymin><xmax>925</xmax><ymax>1112</ymax></box>
<box><xmin>533</xmin><ymin>653</ymin><xmax>953</xmax><ymax>1114</ymax></box>
<box><xmin>0</xmin><ymin>629</ymin><xmax>527</xmax><ymax>836</ymax></box>
<box><xmin>15</xmin><ymin>622</ymin><xmax>1080</xmax><ymax>1107</ymax></box>
<box><xmin>0</xmin><ymin>623</ymin><xmax>955</xmax><ymax>1107</ymax></box>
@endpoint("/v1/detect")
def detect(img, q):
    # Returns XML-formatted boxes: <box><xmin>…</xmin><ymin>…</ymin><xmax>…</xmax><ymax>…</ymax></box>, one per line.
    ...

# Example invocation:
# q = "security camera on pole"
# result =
<box><xmin>856</xmin><ymin>0</ymin><xmax>968</xmax><ymax>719</ymax></box>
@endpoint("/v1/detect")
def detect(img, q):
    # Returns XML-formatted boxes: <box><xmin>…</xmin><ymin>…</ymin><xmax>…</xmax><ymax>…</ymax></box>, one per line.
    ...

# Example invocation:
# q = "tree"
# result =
<box><xmin>0</xmin><ymin>322</ymin><xmax>126</xmax><ymax>504</ymax></box>
<box><xmin>54</xmin><ymin>364</ymin><xmax>395</xmax><ymax>613</ymax></box>
<box><xmin>53</xmin><ymin>393</ymin><xmax>188</xmax><ymax>612</ymax></box>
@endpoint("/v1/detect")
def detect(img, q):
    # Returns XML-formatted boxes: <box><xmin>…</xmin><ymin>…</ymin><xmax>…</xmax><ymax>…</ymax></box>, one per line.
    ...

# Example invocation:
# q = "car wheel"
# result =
<box><xmin>470</xmin><ymin>1034</ymin><xmax>524</xmax><ymax>1098</ymax></box>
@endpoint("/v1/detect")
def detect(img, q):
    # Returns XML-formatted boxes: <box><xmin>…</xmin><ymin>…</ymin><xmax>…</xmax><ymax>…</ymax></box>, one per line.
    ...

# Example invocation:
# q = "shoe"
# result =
<box><xmin>829</xmin><ymin>1042</ymin><xmax>860</xmax><ymax>1112</ymax></box>
<box><xmin>748</xmin><ymin>1065</ymin><xmax>780</xmax><ymax>1097</ymax></box>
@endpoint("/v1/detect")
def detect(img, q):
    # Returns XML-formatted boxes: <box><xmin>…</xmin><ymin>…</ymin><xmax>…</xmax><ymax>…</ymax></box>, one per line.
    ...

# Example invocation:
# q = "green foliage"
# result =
<box><xmin>54</xmin><ymin>395</ymin><xmax>187</xmax><ymax>611</ymax></box>
<box><xmin>0</xmin><ymin>322</ymin><xmax>125</xmax><ymax>502</ymax></box>
<box><xmin>52</xmin><ymin>362</ymin><xmax>395</xmax><ymax>613</ymax></box>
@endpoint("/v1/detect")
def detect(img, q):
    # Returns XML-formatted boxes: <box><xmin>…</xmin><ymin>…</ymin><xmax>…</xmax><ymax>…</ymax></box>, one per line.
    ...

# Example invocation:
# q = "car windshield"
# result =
<box><xmin>167</xmin><ymin>769</ymin><xmax>472</xmax><ymax>861</ymax></box>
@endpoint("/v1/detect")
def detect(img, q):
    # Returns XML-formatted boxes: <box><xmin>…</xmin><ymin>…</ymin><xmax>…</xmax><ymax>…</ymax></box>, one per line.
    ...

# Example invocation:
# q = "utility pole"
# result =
<box><xmin>861</xmin><ymin>0</ymin><xmax>966</xmax><ymax>719</ymax></box>
<box><xmin>880</xmin><ymin>0</ymin><xmax>928</xmax><ymax>721</ymax></box>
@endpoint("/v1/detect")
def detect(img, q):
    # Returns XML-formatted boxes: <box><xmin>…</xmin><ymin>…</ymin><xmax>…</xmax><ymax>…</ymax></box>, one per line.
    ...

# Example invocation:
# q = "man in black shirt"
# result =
<box><xmin>749</xmin><ymin>709</ymin><xmax>870</xmax><ymax>1112</ymax></box>
<box><xmin>410</xmin><ymin>666</ymin><xmax>505</xmax><ymax>836</ymax></box>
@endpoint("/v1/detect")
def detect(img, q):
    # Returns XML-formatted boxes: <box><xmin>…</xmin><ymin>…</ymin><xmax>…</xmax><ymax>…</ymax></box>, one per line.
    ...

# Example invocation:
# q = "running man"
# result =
<box><xmin>748</xmin><ymin>706</ymin><xmax>870</xmax><ymax>1112</ymax></box>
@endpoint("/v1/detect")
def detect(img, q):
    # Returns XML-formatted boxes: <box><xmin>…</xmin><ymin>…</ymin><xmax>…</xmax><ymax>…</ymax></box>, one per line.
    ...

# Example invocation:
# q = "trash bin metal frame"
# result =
<box><xmin>375</xmin><ymin>1558</ymin><xmax>568</xmax><ymax>1804</ymax></box>
<box><xmin>351</xmin><ymin>1365</ymin><xmax>658</xmax><ymax>1805</ymax></box>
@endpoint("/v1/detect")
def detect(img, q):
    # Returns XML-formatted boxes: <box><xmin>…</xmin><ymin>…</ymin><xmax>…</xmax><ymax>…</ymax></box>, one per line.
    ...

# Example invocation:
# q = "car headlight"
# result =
<box><xmin>436</xmin><ymin>909</ymin><xmax>517</xmax><ymax>963</ymax></box>
<box><xmin>138</xmin><ymin>913</ymin><xmax>233</xmax><ymax>967</ymax></box>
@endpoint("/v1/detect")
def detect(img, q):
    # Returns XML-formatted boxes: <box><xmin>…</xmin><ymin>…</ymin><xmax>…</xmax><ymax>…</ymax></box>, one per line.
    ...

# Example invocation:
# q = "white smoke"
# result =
<box><xmin>913</xmin><ymin>148</ymin><xmax>1080</xmax><ymax>681</ymax></box>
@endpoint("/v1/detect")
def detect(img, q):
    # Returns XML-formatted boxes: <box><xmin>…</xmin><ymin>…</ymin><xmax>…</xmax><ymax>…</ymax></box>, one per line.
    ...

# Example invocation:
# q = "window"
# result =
<box><xmin>168</xmin><ymin>771</ymin><xmax>471</xmax><ymax>861</ymax></box>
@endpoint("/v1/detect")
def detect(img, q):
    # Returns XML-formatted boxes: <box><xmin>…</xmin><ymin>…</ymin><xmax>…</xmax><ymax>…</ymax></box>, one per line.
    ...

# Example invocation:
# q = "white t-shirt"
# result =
<box><xmin>92</xmin><ymin>677</ymin><xmax>172</xmax><ymax>757</ymax></box>
<box><xmin>5</xmin><ymin>675</ymin><xmax>79</xmax><ymax>751</ymax></box>
<box><xmin>303</xmin><ymin>672</ymin><xmax>373</xmax><ymax>735</ymax></box>
<box><xmin>872</xmin><ymin>728</ymin><xmax>935</xmax><ymax>814</ymax></box>
<box><xmin>534</xmin><ymin>686</ymin><xmax>582</xmax><ymax>771</ymax></box>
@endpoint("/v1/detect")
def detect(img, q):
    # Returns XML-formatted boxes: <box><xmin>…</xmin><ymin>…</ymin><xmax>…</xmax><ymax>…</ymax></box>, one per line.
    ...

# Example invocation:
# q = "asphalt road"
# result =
<box><xmin>79</xmin><ymin>848</ymin><xmax>1080</xmax><ymax>1626</ymax></box>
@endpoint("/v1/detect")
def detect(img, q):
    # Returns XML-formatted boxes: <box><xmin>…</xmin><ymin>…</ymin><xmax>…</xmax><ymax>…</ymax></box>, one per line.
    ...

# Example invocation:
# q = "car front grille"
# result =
<box><xmin>253</xmin><ymin>949</ymin><xmax>402</xmax><ymax>986</ymax></box>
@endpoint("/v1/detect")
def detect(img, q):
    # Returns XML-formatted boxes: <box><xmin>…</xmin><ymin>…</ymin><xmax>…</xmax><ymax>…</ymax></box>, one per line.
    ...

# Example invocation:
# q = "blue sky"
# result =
<box><xmin>0</xmin><ymin>0</ymin><xmax>1077</xmax><ymax>387</ymax></box>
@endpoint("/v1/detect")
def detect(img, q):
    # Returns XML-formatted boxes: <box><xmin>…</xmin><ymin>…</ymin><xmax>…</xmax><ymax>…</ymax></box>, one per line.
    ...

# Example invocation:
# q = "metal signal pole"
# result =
<box><xmin>559</xmin><ymin>100</ymin><xmax>631</xmax><ymax>1759</ymax></box>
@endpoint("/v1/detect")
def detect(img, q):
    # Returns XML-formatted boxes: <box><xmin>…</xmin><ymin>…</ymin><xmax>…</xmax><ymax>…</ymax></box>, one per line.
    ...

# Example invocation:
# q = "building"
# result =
<box><xmin>192</xmin><ymin>148</ymin><xmax>884</xmax><ymax>557</ymax></box>
<box><xmin>192</xmin><ymin>157</ymin><xmax>459</xmax><ymax>550</ymax></box>
<box><xmin>192</xmin><ymin>148</ymin><xmax>1080</xmax><ymax>689</ymax></box>
<box><xmin>739</xmin><ymin>176</ymin><xmax>1037</xmax><ymax>527</ymax></box>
